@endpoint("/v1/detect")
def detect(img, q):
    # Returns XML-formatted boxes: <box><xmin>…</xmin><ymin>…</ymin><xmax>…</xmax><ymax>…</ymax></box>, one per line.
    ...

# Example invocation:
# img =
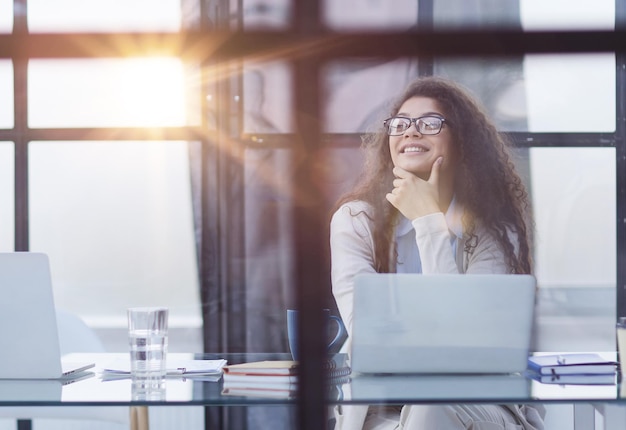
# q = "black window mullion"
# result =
<box><xmin>616</xmin><ymin>53</ymin><xmax>626</xmax><ymax>319</ymax></box>
<box><xmin>0</xmin><ymin>127</ymin><xmax>205</xmax><ymax>142</ymax></box>
<box><xmin>14</xmin><ymin>3</ymin><xmax>32</xmax><ymax>430</ymax></box>
<box><xmin>615</xmin><ymin>0</ymin><xmax>626</xmax><ymax>319</ymax></box>
<box><xmin>292</xmin><ymin>0</ymin><xmax>328</xmax><ymax>429</ymax></box>
<box><xmin>237</xmin><ymin>132</ymin><xmax>619</xmax><ymax>149</ymax></box>
<box><xmin>195</xmin><ymin>1</ymin><xmax>250</xmax><ymax>429</ymax></box>
<box><xmin>13</xmin><ymin>0</ymin><xmax>29</xmax><ymax>251</ymax></box>
<box><xmin>508</xmin><ymin>132</ymin><xmax>618</xmax><ymax>148</ymax></box>
<box><xmin>417</xmin><ymin>0</ymin><xmax>435</xmax><ymax>76</ymax></box>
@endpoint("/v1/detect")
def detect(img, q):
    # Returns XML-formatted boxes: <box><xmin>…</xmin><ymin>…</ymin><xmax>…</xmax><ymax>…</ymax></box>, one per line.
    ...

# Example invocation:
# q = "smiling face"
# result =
<box><xmin>388</xmin><ymin>96</ymin><xmax>456</xmax><ymax>181</ymax></box>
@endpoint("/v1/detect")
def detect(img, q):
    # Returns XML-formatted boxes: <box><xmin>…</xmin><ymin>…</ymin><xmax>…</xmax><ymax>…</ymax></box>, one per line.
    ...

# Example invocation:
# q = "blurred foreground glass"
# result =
<box><xmin>128</xmin><ymin>307</ymin><xmax>169</xmax><ymax>377</ymax></box>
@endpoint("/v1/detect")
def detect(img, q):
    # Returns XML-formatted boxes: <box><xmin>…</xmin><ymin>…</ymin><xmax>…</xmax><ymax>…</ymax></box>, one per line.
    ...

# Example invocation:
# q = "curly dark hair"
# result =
<box><xmin>335</xmin><ymin>76</ymin><xmax>532</xmax><ymax>274</ymax></box>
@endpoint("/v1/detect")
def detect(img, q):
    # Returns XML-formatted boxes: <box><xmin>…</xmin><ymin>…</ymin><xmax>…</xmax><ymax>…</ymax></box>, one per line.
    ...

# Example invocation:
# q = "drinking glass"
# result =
<box><xmin>127</xmin><ymin>307</ymin><xmax>169</xmax><ymax>377</ymax></box>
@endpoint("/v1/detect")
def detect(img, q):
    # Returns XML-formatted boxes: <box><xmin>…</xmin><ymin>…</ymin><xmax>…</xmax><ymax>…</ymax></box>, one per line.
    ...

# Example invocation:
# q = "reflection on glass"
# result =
<box><xmin>242</xmin><ymin>144</ymin><xmax>364</xmax><ymax>354</ymax></box>
<box><xmin>241</xmin><ymin>0</ymin><xmax>291</xmax><ymax>29</ymax></box>
<box><xmin>325</xmin><ymin>0</ymin><xmax>514</xmax><ymax>31</ymax></box>
<box><xmin>244</xmin><ymin>148</ymin><xmax>295</xmax><ymax>352</ymax></box>
<box><xmin>435</xmin><ymin>57</ymin><xmax>528</xmax><ymax>131</ymax></box>
<box><xmin>29</xmin><ymin>141</ymin><xmax>201</xmax><ymax>330</ymax></box>
<box><xmin>323</xmin><ymin>0</ymin><xmax>417</xmax><ymax>31</ymax></box>
<box><xmin>323</xmin><ymin>58</ymin><xmax>527</xmax><ymax>133</ymax></box>
<box><xmin>28</xmin><ymin>59</ymin><xmax>192</xmax><ymax>128</ymax></box>
<box><xmin>323</xmin><ymin>59</ymin><xmax>418</xmax><ymax>133</ymax></box>
<box><xmin>0</xmin><ymin>60</ymin><xmax>14</xmax><ymax>129</ymax></box>
<box><xmin>27</xmin><ymin>0</ymin><xmax>181</xmax><ymax>33</ymax></box>
<box><xmin>243</xmin><ymin>61</ymin><xmax>292</xmax><ymax>133</ymax></box>
<box><xmin>0</xmin><ymin>142</ymin><xmax>14</xmax><ymax>252</ymax></box>
<box><xmin>433</xmin><ymin>0</ymin><xmax>523</xmax><ymax>30</ymax></box>
<box><xmin>323</xmin><ymin>0</ymin><xmax>614</xmax><ymax>31</ymax></box>
<box><xmin>323</xmin><ymin>54</ymin><xmax>614</xmax><ymax>134</ymax></box>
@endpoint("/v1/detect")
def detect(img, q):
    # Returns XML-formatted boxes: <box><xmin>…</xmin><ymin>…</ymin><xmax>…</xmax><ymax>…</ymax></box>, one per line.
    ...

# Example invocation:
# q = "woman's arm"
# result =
<box><xmin>329</xmin><ymin>202</ymin><xmax>377</xmax><ymax>337</ymax></box>
<box><xmin>413</xmin><ymin>212</ymin><xmax>514</xmax><ymax>274</ymax></box>
<box><xmin>412</xmin><ymin>213</ymin><xmax>459</xmax><ymax>273</ymax></box>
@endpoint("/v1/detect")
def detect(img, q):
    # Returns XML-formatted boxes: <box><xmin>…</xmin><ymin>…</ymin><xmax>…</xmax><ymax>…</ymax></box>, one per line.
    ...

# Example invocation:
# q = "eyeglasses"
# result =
<box><xmin>384</xmin><ymin>115</ymin><xmax>447</xmax><ymax>136</ymax></box>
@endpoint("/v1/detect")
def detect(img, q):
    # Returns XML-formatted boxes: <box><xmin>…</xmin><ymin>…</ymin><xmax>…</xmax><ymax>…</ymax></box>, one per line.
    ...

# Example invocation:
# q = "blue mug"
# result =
<box><xmin>287</xmin><ymin>309</ymin><xmax>348</xmax><ymax>361</ymax></box>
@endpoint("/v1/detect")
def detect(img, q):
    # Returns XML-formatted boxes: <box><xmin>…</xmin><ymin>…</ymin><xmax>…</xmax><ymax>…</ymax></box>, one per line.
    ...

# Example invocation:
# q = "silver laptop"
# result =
<box><xmin>349</xmin><ymin>373</ymin><xmax>531</xmax><ymax>402</ymax></box>
<box><xmin>351</xmin><ymin>274</ymin><xmax>536</xmax><ymax>374</ymax></box>
<box><xmin>0</xmin><ymin>252</ymin><xmax>95</xmax><ymax>379</ymax></box>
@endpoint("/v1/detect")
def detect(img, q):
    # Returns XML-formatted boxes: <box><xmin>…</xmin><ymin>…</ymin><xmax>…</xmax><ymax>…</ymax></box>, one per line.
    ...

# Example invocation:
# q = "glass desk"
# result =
<box><xmin>0</xmin><ymin>352</ymin><xmax>624</xmax><ymax>430</ymax></box>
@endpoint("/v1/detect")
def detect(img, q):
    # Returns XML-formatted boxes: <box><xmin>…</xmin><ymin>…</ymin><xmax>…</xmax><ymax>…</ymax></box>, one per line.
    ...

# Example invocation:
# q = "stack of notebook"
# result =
<box><xmin>221</xmin><ymin>354</ymin><xmax>351</xmax><ymax>398</ymax></box>
<box><xmin>526</xmin><ymin>353</ymin><xmax>617</xmax><ymax>385</ymax></box>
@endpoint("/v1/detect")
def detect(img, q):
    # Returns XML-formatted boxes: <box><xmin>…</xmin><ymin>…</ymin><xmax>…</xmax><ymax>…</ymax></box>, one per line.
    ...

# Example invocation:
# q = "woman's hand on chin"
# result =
<box><xmin>385</xmin><ymin>157</ymin><xmax>443</xmax><ymax>220</ymax></box>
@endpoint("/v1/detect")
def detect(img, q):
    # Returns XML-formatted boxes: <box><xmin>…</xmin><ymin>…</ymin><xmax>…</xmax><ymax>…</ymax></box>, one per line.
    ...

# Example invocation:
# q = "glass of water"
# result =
<box><xmin>127</xmin><ymin>307</ymin><xmax>169</xmax><ymax>377</ymax></box>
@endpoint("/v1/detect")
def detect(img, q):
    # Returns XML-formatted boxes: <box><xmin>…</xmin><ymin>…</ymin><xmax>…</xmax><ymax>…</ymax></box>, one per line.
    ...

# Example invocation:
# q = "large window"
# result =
<box><xmin>2</xmin><ymin>0</ymin><xmax>624</xmax><ymax>429</ymax></box>
<box><xmin>1</xmin><ymin>0</ymin><xmax>202</xmax><ymax>350</ymax></box>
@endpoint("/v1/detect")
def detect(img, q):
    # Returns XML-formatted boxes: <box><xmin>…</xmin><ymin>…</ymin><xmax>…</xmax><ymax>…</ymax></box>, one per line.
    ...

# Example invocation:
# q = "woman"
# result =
<box><xmin>330</xmin><ymin>76</ymin><xmax>544</xmax><ymax>429</ymax></box>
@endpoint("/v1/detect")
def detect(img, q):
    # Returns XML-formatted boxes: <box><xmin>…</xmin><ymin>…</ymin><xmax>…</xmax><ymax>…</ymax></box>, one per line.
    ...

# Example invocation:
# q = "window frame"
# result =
<box><xmin>1</xmin><ymin>0</ymin><xmax>626</xmax><ymax>429</ymax></box>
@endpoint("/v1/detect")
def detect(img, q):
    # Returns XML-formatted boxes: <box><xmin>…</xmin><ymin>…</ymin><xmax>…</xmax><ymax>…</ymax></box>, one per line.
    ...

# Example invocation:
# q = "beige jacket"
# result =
<box><xmin>329</xmin><ymin>201</ymin><xmax>544</xmax><ymax>430</ymax></box>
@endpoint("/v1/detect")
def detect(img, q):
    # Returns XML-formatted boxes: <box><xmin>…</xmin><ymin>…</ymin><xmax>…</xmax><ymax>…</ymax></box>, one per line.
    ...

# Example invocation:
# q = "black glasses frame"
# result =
<box><xmin>384</xmin><ymin>115</ymin><xmax>447</xmax><ymax>136</ymax></box>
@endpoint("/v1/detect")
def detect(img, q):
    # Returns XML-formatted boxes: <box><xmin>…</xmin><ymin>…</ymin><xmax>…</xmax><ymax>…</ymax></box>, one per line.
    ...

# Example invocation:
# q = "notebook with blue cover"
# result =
<box><xmin>527</xmin><ymin>353</ymin><xmax>616</xmax><ymax>376</ymax></box>
<box><xmin>351</xmin><ymin>274</ymin><xmax>536</xmax><ymax>374</ymax></box>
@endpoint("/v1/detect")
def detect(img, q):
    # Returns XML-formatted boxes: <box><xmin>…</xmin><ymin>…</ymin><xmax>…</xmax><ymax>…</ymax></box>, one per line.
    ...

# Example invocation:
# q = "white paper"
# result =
<box><xmin>102</xmin><ymin>358</ymin><xmax>227</xmax><ymax>377</ymax></box>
